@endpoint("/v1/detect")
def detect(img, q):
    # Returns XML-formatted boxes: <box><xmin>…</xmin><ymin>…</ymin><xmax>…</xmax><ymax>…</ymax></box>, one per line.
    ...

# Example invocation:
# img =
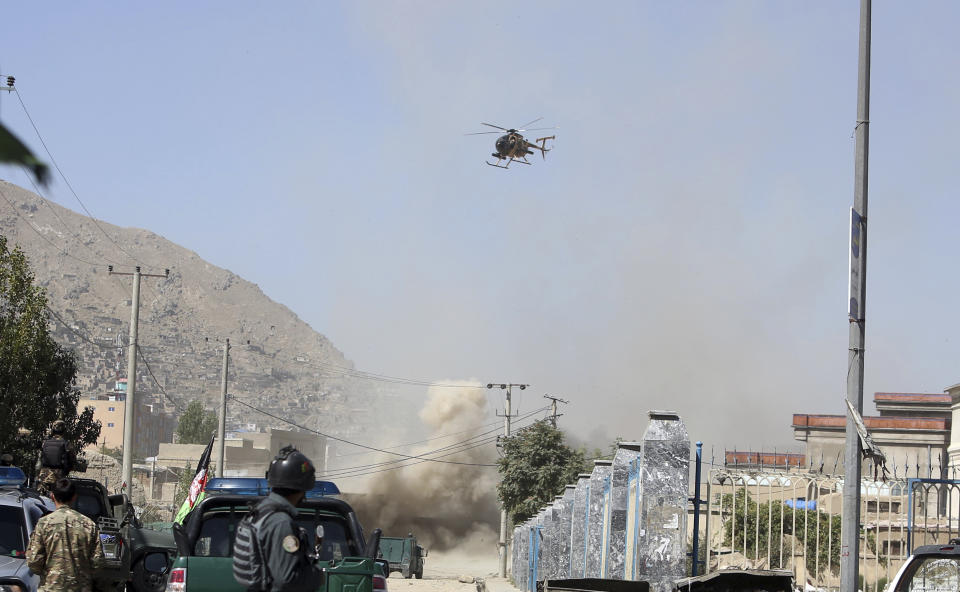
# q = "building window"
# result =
<box><xmin>108</xmin><ymin>407</ymin><xmax>115</xmax><ymax>411</ymax></box>
<box><xmin>107</xmin><ymin>422</ymin><xmax>115</xmax><ymax>427</ymax></box>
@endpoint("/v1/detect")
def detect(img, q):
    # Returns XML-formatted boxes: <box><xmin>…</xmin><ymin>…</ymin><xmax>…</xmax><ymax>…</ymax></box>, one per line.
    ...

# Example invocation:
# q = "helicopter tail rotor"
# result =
<box><xmin>535</xmin><ymin>136</ymin><xmax>555</xmax><ymax>159</ymax></box>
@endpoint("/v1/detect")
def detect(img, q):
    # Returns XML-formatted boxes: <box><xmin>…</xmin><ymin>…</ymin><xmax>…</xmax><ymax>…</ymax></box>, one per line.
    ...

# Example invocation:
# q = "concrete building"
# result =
<box><xmin>793</xmin><ymin>391</ymin><xmax>952</xmax><ymax>478</ymax></box>
<box><xmin>84</xmin><ymin>387</ymin><xmax>176</xmax><ymax>459</ymax></box>
<box><xmin>156</xmin><ymin>427</ymin><xmax>327</xmax><ymax>478</ymax></box>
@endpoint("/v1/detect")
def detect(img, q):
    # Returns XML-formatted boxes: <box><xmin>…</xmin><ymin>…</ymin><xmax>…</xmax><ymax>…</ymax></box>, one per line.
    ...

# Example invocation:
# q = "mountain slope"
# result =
<box><xmin>0</xmin><ymin>179</ymin><xmax>371</xmax><ymax>438</ymax></box>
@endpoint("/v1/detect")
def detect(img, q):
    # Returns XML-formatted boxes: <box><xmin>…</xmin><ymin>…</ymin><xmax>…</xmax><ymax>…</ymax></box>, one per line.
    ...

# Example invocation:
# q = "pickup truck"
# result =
<box><xmin>159</xmin><ymin>478</ymin><xmax>387</xmax><ymax>592</ymax></box>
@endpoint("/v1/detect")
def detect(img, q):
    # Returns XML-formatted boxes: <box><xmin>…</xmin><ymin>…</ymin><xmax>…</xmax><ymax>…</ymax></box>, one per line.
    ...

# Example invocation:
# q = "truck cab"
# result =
<box><xmin>162</xmin><ymin>478</ymin><xmax>386</xmax><ymax>592</ymax></box>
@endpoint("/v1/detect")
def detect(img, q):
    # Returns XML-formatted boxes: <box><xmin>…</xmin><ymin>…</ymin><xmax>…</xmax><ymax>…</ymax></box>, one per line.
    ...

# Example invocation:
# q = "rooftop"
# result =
<box><xmin>792</xmin><ymin>414</ymin><xmax>950</xmax><ymax>431</ymax></box>
<box><xmin>874</xmin><ymin>392</ymin><xmax>951</xmax><ymax>404</ymax></box>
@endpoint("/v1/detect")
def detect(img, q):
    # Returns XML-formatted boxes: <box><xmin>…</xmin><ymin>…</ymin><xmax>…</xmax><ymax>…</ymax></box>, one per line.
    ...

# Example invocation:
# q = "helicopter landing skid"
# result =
<box><xmin>486</xmin><ymin>157</ymin><xmax>531</xmax><ymax>169</ymax></box>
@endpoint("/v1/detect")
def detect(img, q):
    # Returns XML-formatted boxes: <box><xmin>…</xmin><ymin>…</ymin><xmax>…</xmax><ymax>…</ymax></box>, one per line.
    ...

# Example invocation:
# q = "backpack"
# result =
<box><xmin>233</xmin><ymin>508</ymin><xmax>275</xmax><ymax>590</ymax></box>
<box><xmin>40</xmin><ymin>439</ymin><xmax>70</xmax><ymax>470</ymax></box>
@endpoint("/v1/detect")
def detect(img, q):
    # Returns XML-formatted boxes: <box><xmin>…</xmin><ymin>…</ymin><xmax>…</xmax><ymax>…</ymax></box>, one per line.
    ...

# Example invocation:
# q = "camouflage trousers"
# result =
<box><xmin>36</xmin><ymin>467</ymin><xmax>65</xmax><ymax>496</ymax></box>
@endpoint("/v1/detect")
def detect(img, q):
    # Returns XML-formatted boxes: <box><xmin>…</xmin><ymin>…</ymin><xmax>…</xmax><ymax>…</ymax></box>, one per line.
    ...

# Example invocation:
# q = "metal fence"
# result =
<box><xmin>702</xmin><ymin>469</ymin><xmax>960</xmax><ymax>592</ymax></box>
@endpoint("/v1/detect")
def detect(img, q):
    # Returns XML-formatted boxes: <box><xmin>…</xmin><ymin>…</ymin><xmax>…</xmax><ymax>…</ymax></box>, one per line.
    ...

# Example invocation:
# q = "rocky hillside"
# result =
<box><xmin>0</xmin><ymin>179</ymin><xmax>375</xmax><ymax>440</ymax></box>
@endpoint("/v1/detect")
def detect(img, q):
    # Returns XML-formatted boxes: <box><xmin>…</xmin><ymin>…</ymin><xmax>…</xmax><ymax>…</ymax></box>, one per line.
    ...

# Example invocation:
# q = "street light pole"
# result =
<box><xmin>842</xmin><ymin>2</ymin><xmax>871</xmax><ymax>592</ymax></box>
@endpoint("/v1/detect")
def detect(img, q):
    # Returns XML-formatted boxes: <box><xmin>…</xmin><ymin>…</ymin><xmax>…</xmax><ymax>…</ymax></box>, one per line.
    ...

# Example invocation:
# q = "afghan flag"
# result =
<box><xmin>174</xmin><ymin>435</ymin><xmax>215</xmax><ymax>524</ymax></box>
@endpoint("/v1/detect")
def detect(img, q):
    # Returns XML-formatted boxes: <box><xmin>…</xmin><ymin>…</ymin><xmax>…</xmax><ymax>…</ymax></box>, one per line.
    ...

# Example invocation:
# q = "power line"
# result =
<box><xmin>20</xmin><ymin>170</ymin><xmax>123</xmax><ymax>266</ymax></box>
<box><xmin>44</xmin><ymin>305</ymin><xmax>112</xmax><ymax>350</ymax></box>
<box><xmin>136</xmin><ymin>344</ymin><xmax>184</xmax><ymax>412</ymax></box>
<box><xmin>0</xmin><ymin>183</ymin><xmax>103</xmax><ymax>266</ymax></box>
<box><xmin>248</xmin><ymin>348</ymin><xmax>485</xmax><ymax>389</ymax></box>
<box><xmin>319</xmin><ymin>438</ymin><xmax>502</xmax><ymax>480</ymax></box>
<box><xmin>333</xmin><ymin>415</ymin><xmax>516</xmax><ymax>458</ymax></box>
<box><xmin>323</xmin><ymin>406</ymin><xmax>549</xmax><ymax>476</ymax></box>
<box><xmin>323</xmin><ymin>434</ymin><xmax>501</xmax><ymax>478</ymax></box>
<box><xmin>228</xmin><ymin>395</ymin><xmax>498</xmax><ymax>467</ymax></box>
<box><xmin>12</xmin><ymin>88</ymin><xmax>146</xmax><ymax>267</ymax></box>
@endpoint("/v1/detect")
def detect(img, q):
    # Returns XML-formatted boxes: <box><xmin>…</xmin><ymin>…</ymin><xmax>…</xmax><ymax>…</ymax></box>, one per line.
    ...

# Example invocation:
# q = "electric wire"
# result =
<box><xmin>322</xmin><ymin>434</ymin><xmax>502</xmax><ymax>478</ymax></box>
<box><xmin>333</xmin><ymin>415</ymin><xmax>514</xmax><ymax>458</ymax></box>
<box><xmin>44</xmin><ymin>305</ymin><xmax>112</xmax><ymax>350</ymax></box>
<box><xmin>21</xmin><ymin>169</ymin><xmax>123</xmax><ymax>266</ymax></box>
<box><xmin>322</xmin><ymin>406</ymin><xmax>549</xmax><ymax>476</ymax></box>
<box><xmin>136</xmin><ymin>344</ymin><xmax>184</xmax><ymax>412</ymax></box>
<box><xmin>0</xmin><ymin>183</ymin><xmax>103</xmax><ymax>266</ymax></box>
<box><xmin>262</xmin><ymin>352</ymin><xmax>486</xmax><ymax>389</ymax></box>
<box><xmin>13</xmin><ymin>88</ymin><xmax>144</xmax><ymax>266</ymax></box>
<box><xmin>228</xmin><ymin>395</ymin><xmax>498</xmax><ymax>466</ymax></box>
<box><xmin>319</xmin><ymin>438</ymin><xmax>503</xmax><ymax>480</ymax></box>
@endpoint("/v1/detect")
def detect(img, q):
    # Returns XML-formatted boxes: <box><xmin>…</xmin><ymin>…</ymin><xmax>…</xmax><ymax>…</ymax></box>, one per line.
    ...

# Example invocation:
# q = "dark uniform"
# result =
<box><xmin>233</xmin><ymin>446</ymin><xmax>323</xmax><ymax>592</ymax></box>
<box><xmin>37</xmin><ymin>422</ymin><xmax>75</xmax><ymax>497</ymax></box>
<box><xmin>26</xmin><ymin>504</ymin><xmax>105</xmax><ymax>592</ymax></box>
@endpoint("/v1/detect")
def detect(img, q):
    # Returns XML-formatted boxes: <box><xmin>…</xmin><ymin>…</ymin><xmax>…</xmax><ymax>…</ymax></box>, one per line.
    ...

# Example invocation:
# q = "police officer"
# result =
<box><xmin>233</xmin><ymin>445</ymin><xmax>323</xmax><ymax>591</ymax></box>
<box><xmin>26</xmin><ymin>477</ymin><xmax>105</xmax><ymax>592</ymax></box>
<box><xmin>37</xmin><ymin>421</ymin><xmax>75</xmax><ymax>497</ymax></box>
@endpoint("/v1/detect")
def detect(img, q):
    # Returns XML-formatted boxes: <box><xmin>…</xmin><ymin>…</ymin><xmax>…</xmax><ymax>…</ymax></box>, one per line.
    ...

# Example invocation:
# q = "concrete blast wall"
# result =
<box><xmin>511</xmin><ymin>411</ymin><xmax>690</xmax><ymax>592</ymax></box>
<box><xmin>635</xmin><ymin>412</ymin><xmax>690</xmax><ymax>592</ymax></box>
<box><xmin>569</xmin><ymin>473</ymin><xmax>592</xmax><ymax>577</ymax></box>
<box><xmin>585</xmin><ymin>460</ymin><xmax>613</xmax><ymax>577</ymax></box>
<box><xmin>603</xmin><ymin>441</ymin><xmax>643</xmax><ymax>579</ymax></box>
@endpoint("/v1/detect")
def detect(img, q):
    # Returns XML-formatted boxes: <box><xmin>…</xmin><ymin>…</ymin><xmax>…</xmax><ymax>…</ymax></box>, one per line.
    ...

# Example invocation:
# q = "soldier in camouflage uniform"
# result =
<box><xmin>36</xmin><ymin>421</ymin><xmax>75</xmax><ymax>497</ymax></box>
<box><xmin>26</xmin><ymin>477</ymin><xmax>105</xmax><ymax>592</ymax></box>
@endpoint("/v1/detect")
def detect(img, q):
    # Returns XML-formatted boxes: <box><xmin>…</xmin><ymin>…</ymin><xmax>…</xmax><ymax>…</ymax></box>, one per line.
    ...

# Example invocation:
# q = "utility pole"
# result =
<box><xmin>842</xmin><ymin>2</ymin><xmax>871</xmax><ymax>592</ymax></box>
<box><xmin>109</xmin><ymin>265</ymin><xmax>169</xmax><ymax>493</ymax></box>
<box><xmin>215</xmin><ymin>339</ymin><xmax>230</xmax><ymax>478</ymax></box>
<box><xmin>488</xmin><ymin>382</ymin><xmax>527</xmax><ymax>579</ymax></box>
<box><xmin>543</xmin><ymin>394</ymin><xmax>569</xmax><ymax>428</ymax></box>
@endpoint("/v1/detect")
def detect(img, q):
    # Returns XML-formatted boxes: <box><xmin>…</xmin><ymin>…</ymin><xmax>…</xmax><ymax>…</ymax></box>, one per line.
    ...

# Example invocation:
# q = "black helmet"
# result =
<box><xmin>266</xmin><ymin>445</ymin><xmax>315</xmax><ymax>492</ymax></box>
<box><xmin>51</xmin><ymin>420</ymin><xmax>67</xmax><ymax>435</ymax></box>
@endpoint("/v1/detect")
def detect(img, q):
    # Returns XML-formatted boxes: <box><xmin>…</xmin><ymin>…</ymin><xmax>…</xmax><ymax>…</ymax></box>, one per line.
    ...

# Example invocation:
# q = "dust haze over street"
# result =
<box><xmin>2</xmin><ymin>1</ymin><xmax>960</xmax><ymax>587</ymax></box>
<box><xmin>4</xmin><ymin>3</ymin><xmax>960</xmax><ymax>454</ymax></box>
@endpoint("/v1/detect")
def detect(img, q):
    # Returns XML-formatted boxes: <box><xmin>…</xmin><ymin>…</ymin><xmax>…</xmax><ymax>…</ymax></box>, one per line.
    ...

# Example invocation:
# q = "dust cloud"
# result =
<box><xmin>346</xmin><ymin>383</ymin><xmax>501</xmax><ymax>553</ymax></box>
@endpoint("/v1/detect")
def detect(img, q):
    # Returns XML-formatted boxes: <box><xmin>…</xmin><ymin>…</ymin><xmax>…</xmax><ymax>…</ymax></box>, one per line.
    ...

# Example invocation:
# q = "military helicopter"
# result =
<box><xmin>466</xmin><ymin>118</ymin><xmax>556</xmax><ymax>169</ymax></box>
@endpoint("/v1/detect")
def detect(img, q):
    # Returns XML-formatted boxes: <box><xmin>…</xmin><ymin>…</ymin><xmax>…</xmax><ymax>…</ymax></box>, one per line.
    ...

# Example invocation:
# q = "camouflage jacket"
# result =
<box><xmin>26</xmin><ymin>505</ymin><xmax>105</xmax><ymax>592</ymax></box>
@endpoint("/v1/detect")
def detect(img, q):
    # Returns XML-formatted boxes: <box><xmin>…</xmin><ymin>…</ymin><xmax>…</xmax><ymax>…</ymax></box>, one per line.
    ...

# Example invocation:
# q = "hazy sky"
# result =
<box><xmin>2</xmin><ymin>2</ymin><xmax>959</xmax><ymax>453</ymax></box>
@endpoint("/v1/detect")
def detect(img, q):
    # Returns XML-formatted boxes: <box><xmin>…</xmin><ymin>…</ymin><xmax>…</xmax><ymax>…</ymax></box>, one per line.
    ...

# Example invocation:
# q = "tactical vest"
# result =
<box><xmin>233</xmin><ymin>508</ymin><xmax>276</xmax><ymax>590</ymax></box>
<box><xmin>40</xmin><ymin>438</ymin><xmax>69</xmax><ymax>470</ymax></box>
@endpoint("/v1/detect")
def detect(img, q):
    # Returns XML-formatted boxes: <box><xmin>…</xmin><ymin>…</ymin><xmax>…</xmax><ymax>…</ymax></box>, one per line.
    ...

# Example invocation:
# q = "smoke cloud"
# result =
<box><xmin>347</xmin><ymin>383</ymin><xmax>500</xmax><ymax>552</ymax></box>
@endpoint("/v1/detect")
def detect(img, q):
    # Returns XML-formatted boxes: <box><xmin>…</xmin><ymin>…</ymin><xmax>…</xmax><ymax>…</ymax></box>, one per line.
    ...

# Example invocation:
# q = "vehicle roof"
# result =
<box><xmin>911</xmin><ymin>541</ymin><xmax>960</xmax><ymax>555</ymax></box>
<box><xmin>0</xmin><ymin>487</ymin><xmax>53</xmax><ymax>509</ymax></box>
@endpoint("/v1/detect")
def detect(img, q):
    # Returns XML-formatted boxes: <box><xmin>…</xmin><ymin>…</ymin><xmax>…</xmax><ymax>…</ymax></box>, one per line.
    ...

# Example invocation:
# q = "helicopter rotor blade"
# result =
<box><xmin>464</xmin><ymin>131</ymin><xmax>503</xmax><ymax>135</ymax></box>
<box><xmin>481</xmin><ymin>122</ymin><xmax>510</xmax><ymax>131</ymax></box>
<box><xmin>519</xmin><ymin>117</ymin><xmax>543</xmax><ymax>129</ymax></box>
<box><xmin>517</xmin><ymin>126</ymin><xmax>557</xmax><ymax>132</ymax></box>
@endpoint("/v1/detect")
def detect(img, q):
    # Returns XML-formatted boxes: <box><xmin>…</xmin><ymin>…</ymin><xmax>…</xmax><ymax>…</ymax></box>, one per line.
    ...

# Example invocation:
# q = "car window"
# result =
<box><xmin>195</xmin><ymin>513</ymin><xmax>235</xmax><ymax>557</ymax></box>
<box><xmin>297</xmin><ymin>517</ymin><xmax>350</xmax><ymax>562</ymax></box>
<box><xmin>901</xmin><ymin>556</ymin><xmax>960</xmax><ymax>592</ymax></box>
<box><xmin>0</xmin><ymin>506</ymin><xmax>27</xmax><ymax>556</ymax></box>
<box><xmin>74</xmin><ymin>492</ymin><xmax>104</xmax><ymax>520</ymax></box>
<box><xmin>192</xmin><ymin>506</ymin><xmax>355</xmax><ymax>560</ymax></box>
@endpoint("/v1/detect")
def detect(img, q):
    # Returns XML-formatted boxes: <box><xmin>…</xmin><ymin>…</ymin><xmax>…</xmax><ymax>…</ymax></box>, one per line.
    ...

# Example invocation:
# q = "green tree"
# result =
<box><xmin>173</xmin><ymin>462</ymin><xmax>195</xmax><ymax>509</ymax></box>
<box><xmin>497</xmin><ymin>419</ymin><xmax>586</xmax><ymax>524</ymax></box>
<box><xmin>175</xmin><ymin>400</ymin><xmax>218</xmax><ymax>445</ymax></box>
<box><xmin>721</xmin><ymin>491</ymin><xmax>842</xmax><ymax>576</ymax></box>
<box><xmin>0</xmin><ymin>235</ymin><xmax>100</xmax><ymax>477</ymax></box>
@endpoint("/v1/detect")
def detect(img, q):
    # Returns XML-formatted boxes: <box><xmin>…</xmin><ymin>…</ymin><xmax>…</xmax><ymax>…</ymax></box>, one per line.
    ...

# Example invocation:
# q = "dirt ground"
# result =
<box><xmin>385</xmin><ymin>551</ymin><xmax>520</xmax><ymax>592</ymax></box>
